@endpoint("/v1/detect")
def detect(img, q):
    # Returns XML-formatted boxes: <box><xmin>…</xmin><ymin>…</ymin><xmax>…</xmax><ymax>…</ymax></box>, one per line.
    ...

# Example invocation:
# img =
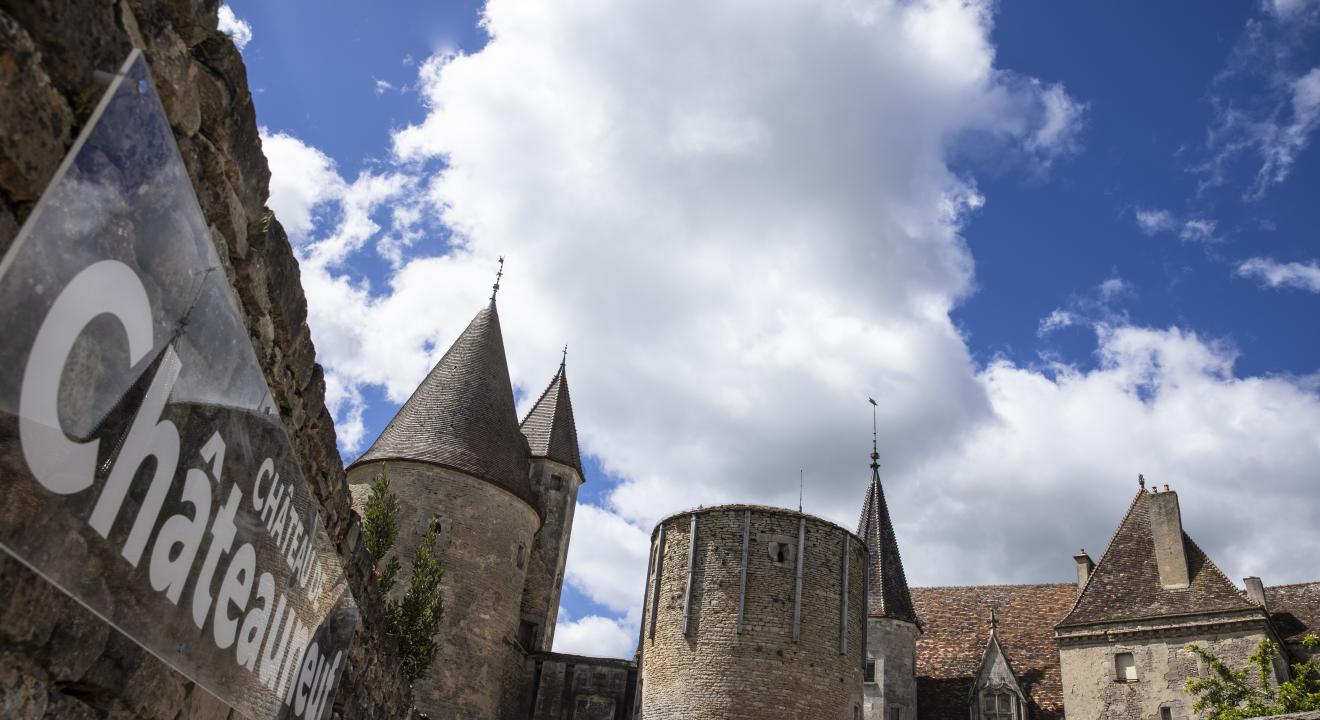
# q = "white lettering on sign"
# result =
<box><xmin>16</xmin><ymin>258</ymin><xmax>341</xmax><ymax>719</ymax></box>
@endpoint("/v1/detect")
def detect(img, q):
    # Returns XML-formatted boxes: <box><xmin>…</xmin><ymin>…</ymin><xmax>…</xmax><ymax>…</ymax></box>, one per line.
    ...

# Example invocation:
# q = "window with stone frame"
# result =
<box><xmin>1114</xmin><ymin>652</ymin><xmax>1137</xmax><ymax>682</ymax></box>
<box><xmin>1160</xmin><ymin>707</ymin><xmax>1173</xmax><ymax>720</ymax></box>
<box><xmin>889</xmin><ymin>705</ymin><xmax>902</xmax><ymax>720</ymax></box>
<box><xmin>980</xmin><ymin>690</ymin><xmax>1015</xmax><ymax>720</ymax></box>
<box><xmin>864</xmin><ymin>658</ymin><xmax>877</xmax><ymax>684</ymax></box>
<box><xmin>550</xmin><ymin>473</ymin><xmax>564</xmax><ymax>491</ymax></box>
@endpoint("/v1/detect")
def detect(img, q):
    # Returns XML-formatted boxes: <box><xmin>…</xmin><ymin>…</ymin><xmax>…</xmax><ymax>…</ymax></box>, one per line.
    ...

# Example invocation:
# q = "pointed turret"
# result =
<box><xmin>519</xmin><ymin>356</ymin><xmax>583</xmax><ymax>475</ymax></box>
<box><xmin>349</xmin><ymin>301</ymin><xmax>535</xmax><ymax>508</ymax></box>
<box><xmin>857</xmin><ymin>452</ymin><xmax>921</xmax><ymax>627</ymax></box>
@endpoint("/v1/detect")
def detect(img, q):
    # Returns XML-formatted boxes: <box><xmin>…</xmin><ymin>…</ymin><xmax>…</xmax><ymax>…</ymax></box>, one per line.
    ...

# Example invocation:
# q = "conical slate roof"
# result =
<box><xmin>1057</xmin><ymin>489</ymin><xmax>1258</xmax><ymax>628</ymax></box>
<box><xmin>857</xmin><ymin>458</ymin><xmax>921</xmax><ymax>627</ymax></box>
<box><xmin>519</xmin><ymin>361</ymin><xmax>583</xmax><ymax>475</ymax></box>
<box><xmin>349</xmin><ymin>302</ymin><xmax>535</xmax><ymax>509</ymax></box>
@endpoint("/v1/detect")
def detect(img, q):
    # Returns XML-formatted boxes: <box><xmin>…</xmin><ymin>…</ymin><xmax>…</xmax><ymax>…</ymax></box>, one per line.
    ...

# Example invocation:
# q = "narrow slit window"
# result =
<box><xmin>1160</xmin><ymin>708</ymin><xmax>1173</xmax><ymax>720</ymax></box>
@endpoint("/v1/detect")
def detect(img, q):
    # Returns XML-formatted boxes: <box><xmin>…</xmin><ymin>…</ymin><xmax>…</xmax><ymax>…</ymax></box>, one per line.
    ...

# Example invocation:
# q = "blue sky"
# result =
<box><xmin>223</xmin><ymin>0</ymin><xmax>1320</xmax><ymax>657</ymax></box>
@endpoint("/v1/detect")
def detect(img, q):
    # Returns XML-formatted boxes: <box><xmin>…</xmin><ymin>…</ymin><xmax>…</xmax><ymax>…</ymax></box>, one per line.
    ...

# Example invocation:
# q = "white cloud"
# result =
<box><xmin>217</xmin><ymin>5</ymin><xmax>253</xmax><ymax>51</ymax></box>
<box><xmin>1135</xmin><ymin>209</ymin><xmax>1177</xmax><ymax>235</ymax></box>
<box><xmin>1236</xmin><ymin>256</ymin><xmax>1320</xmax><ymax>292</ymax></box>
<box><xmin>553</xmin><ymin>614</ymin><xmax>637</xmax><ymax>659</ymax></box>
<box><xmin>1179</xmin><ymin>218</ymin><xmax>1218</xmax><ymax>242</ymax></box>
<box><xmin>1265</xmin><ymin>0</ymin><xmax>1320</xmax><ymax>20</ymax></box>
<box><xmin>261</xmin><ymin>0</ymin><xmax>1320</xmax><ymax>654</ymax></box>
<box><xmin>1037</xmin><ymin>309</ymin><xmax>1077</xmax><ymax>336</ymax></box>
<box><xmin>374</xmin><ymin>79</ymin><xmax>395</xmax><ymax>95</ymax></box>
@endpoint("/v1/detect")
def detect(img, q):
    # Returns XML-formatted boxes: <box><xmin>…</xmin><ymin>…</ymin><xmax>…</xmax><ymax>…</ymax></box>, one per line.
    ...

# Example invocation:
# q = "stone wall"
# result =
<box><xmin>865</xmin><ymin>617</ymin><xmax>920</xmax><ymax>720</ymax></box>
<box><xmin>519</xmin><ymin>652</ymin><xmax>637</xmax><ymax>720</ymax></box>
<box><xmin>0</xmin><ymin>0</ymin><xmax>411</xmax><ymax>717</ymax></box>
<box><xmin>638</xmin><ymin>505</ymin><xmax>867</xmax><ymax>720</ymax></box>
<box><xmin>1058</xmin><ymin>623</ymin><xmax>1272</xmax><ymax>720</ymax></box>
<box><xmin>521</xmin><ymin>458</ymin><xmax>583</xmax><ymax>653</ymax></box>
<box><xmin>347</xmin><ymin>460</ymin><xmax>540</xmax><ymax>720</ymax></box>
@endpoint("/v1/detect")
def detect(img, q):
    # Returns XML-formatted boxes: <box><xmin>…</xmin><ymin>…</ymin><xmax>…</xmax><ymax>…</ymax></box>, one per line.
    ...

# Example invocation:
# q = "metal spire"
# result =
<box><xmin>490</xmin><ymin>256</ymin><xmax>505</xmax><ymax>302</ymax></box>
<box><xmin>799</xmin><ymin>468</ymin><xmax>804</xmax><ymax>513</ymax></box>
<box><xmin>868</xmin><ymin>397</ymin><xmax>879</xmax><ymax>469</ymax></box>
<box><xmin>560</xmin><ymin>344</ymin><xmax>568</xmax><ymax>370</ymax></box>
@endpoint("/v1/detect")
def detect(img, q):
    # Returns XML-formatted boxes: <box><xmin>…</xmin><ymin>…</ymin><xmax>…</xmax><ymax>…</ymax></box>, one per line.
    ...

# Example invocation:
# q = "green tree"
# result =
<box><xmin>362</xmin><ymin>471</ymin><xmax>401</xmax><ymax>594</ymax></box>
<box><xmin>359</xmin><ymin>470</ymin><xmax>446</xmax><ymax>684</ymax></box>
<box><xmin>1186</xmin><ymin>635</ymin><xmax>1320</xmax><ymax>720</ymax></box>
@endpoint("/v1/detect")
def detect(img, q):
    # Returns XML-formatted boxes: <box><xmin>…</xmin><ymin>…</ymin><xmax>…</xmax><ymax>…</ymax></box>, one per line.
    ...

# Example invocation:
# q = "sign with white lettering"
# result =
<box><xmin>0</xmin><ymin>51</ymin><xmax>355</xmax><ymax>719</ymax></box>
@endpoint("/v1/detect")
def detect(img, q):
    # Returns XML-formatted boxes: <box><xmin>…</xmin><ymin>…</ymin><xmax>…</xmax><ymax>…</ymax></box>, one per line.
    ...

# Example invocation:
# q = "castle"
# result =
<box><xmin>347</xmin><ymin>296</ymin><xmax>1320</xmax><ymax>720</ymax></box>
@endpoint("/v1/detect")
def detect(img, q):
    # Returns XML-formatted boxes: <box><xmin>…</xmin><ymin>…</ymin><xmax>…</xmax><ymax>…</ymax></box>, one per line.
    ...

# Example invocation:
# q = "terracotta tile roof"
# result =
<box><xmin>519</xmin><ymin>362</ymin><xmax>583</xmax><ymax>475</ymax></box>
<box><xmin>857</xmin><ymin>463</ymin><xmax>920</xmax><ymax>627</ymax></box>
<box><xmin>1057</xmin><ymin>490</ymin><xmax>1257</xmax><ymax>628</ymax></box>
<box><xmin>911</xmin><ymin>584</ymin><xmax>1076</xmax><ymax>720</ymax></box>
<box><xmin>1266</xmin><ymin>582</ymin><xmax>1320</xmax><ymax>645</ymax></box>
<box><xmin>349</xmin><ymin>302</ymin><xmax>536</xmax><ymax>510</ymax></box>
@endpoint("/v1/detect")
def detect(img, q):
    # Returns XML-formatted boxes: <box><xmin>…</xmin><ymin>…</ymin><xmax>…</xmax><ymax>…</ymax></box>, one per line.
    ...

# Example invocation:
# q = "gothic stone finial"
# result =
<box><xmin>989</xmin><ymin>606</ymin><xmax>998</xmax><ymax>631</ymax></box>
<box><xmin>1138</xmin><ymin>473</ymin><xmax>1145</xmax><ymax>490</ymax></box>
<box><xmin>491</xmin><ymin>256</ymin><xmax>505</xmax><ymax>302</ymax></box>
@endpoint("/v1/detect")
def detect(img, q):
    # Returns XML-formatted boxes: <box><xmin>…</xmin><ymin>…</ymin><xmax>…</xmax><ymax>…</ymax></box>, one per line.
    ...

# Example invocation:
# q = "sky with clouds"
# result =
<box><xmin>223</xmin><ymin>0</ymin><xmax>1320</xmax><ymax>659</ymax></box>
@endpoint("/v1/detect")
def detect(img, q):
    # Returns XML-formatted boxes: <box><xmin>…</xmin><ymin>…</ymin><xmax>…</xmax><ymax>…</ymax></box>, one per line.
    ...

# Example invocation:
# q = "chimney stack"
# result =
<box><xmin>1147</xmin><ymin>488</ymin><xmax>1190</xmax><ymax>589</ymax></box>
<box><xmin>1073</xmin><ymin>550</ymin><xmax>1094</xmax><ymax>591</ymax></box>
<box><xmin>1244</xmin><ymin>576</ymin><xmax>1268</xmax><ymax>611</ymax></box>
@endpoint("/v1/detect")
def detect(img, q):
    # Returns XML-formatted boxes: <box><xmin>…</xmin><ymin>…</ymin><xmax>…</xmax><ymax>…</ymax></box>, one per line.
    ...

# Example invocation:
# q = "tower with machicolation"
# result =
<box><xmin>347</xmin><ymin>282</ymin><xmax>584</xmax><ymax>720</ymax></box>
<box><xmin>637</xmin><ymin>504</ymin><xmax>868</xmax><ymax>720</ymax></box>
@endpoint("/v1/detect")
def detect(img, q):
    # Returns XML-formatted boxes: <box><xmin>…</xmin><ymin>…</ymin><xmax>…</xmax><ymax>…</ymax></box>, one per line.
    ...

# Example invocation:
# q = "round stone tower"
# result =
<box><xmin>347</xmin><ymin>301</ymin><xmax>541</xmax><ymax>720</ymax></box>
<box><xmin>638</xmin><ymin>505</ymin><xmax>868</xmax><ymax>720</ymax></box>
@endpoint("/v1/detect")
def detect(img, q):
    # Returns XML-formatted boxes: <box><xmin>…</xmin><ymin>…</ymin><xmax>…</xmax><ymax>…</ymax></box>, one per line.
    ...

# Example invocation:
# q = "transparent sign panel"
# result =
<box><xmin>0</xmin><ymin>51</ymin><xmax>355</xmax><ymax>720</ymax></box>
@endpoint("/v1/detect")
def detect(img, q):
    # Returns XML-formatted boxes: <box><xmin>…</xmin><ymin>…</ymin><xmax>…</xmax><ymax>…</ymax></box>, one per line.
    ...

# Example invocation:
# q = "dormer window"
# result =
<box><xmin>981</xmin><ymin>691</ymin><xmax>1015</xmax><ymax>720</ymax></box>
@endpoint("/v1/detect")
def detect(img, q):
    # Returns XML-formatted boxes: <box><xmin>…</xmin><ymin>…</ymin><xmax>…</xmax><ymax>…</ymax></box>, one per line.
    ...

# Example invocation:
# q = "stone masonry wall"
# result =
<box><xmin>639</xmin><ymin>505</ymin><xmax>867</xmax><ymax>720</ymax></box>
<box><xmin>520</xmin><ymin>652</ymin><xmax>636</xmax><ymax>720</ymax></box>
<box><xmin>1058</xmin><ymin>624</ymin><xmax>1272</xmax><ymax>720</ymax></box>
<box><xmin>347</xmin><ymin>460</ymin><xmax>540</xmax><ymax>720</ymax></box>
<box><xmin>0</xmin><ymin>0</ymin><xmax>411</xmax><ymax>717</ymax></box>
<box><xmin>521</xmin><ymin>458</ymin><xmax>583</xmax><ymax>652</ymax></box>
<box><xmin>865</xmin><ymin>616</ymin><xmax>920</xmax><ymax>720</ymax></box>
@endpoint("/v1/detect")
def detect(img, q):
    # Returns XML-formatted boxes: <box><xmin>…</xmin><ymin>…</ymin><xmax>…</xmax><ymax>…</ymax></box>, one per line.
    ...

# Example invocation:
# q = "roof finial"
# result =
<box><xmin>560</xmin><ymin>344</ymin><xmax>568</xmax><ymax>370</ymax></box>
<box><xmin>1138</xmin><ymin>473</ymin><xmax>1146</xmax><ymax>490</ymax></box>
<box><xmin>989</xmin><ymin>606</ymin><xmax>998</xmax><ymax>632</ymax></box>
<box><xmin>799</xmin><ymin>468</ymin><xmax>804</xmax><ymax>513</ymax></box>
<box><xmin>490</xmin><ymin>256</ymin><xmax>505</xmax><ymax>302</ymax></box>
<box><xmin>868</xmin><ymin>397</ymin><xmax>880</xmax><ymax>469</ymax></box>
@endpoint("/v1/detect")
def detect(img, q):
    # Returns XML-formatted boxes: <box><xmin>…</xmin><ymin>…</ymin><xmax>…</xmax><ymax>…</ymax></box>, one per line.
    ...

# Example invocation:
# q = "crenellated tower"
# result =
<box><xmin>517</xmin><ymin>355</ymin><xmax>584</xmax><ymax>652</ymax></box>
<box><xmin>346</xmin><ymin>298</ymin><xmax>542</xmax><ymax>720</ymax></box>
<box><xmin>858</xmin><ymin>437</ymin><xmax>922</xmax><ymax>720</ymax></box>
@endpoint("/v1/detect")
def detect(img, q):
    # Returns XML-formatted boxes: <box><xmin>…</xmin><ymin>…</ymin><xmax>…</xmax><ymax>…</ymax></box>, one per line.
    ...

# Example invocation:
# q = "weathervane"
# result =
<box><xmin>561</xmin><ymin>344</ymin><xmax>568</xmax><ymax>369</ymax></box>
<box><xmin>491</xmin><ymin>256</ymin><xmax>505</xmax><ymax>302</ymax></box>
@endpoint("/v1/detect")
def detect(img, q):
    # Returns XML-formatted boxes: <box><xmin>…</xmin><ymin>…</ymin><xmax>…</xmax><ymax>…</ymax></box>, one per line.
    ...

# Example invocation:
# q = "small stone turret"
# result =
<box><xmin>518</xmin><ymin>359</ymin><xmax>584</xmax><ymax>651</ymax></box>
<box><xmin>858</xmin><ymin>449</ymin><xmax>921</xmax><ymax>720</ymax></box>
<box><xmin>347</xmin><ymin>301</ymin><xmax>541</xmax><ymax>720</ymax></box>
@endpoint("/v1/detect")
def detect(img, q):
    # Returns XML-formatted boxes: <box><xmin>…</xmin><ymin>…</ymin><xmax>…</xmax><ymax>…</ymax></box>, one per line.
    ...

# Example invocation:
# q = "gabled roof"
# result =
<box><xmin>1057</xmin><ymin>489</ymin><xmax>1258</xmax><ymax>628</ymax></box>
<box><xmin>1265</xmin><ymin>582</ymin><xmax>1320</xmax><ymax>647</ymax></box>
<box><xmin>519</xmin><ymin>361</ymin><xmax>583</xmax><ymax>475</ymax></box>
<box><xmin>349</xmin><ymin>302</ymin><xmax>535</xmax><ymax>509</ymax></box>
<box><xmin>913</xmin><ymin>584</ymin><xmax>1075</xmax><ymax>720</ymax></box>
<box><xmin>971</xmin><ymin>613</ymin><xmax>1026</xmax><ymax>702</ymax></box>
<box><xmin>856</xmin><ymin>460</ymin><xmax>920</xmax><ymax>627</ymax></box>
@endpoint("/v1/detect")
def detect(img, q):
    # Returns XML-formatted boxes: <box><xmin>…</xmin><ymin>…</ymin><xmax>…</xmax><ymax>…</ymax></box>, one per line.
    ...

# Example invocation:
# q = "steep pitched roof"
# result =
<box><xmin>857</xmin><ymin>460</ymin><xmax>920</xmax><ymax>627</ymax></box>
<box><xmin>912</xmin><ymin>583</ymin><xmax>1076</xmax><ymax>720</ymax></box>
<box><xmin>1266</xmin><ymin>582</ymin><xmax>1320</xmax><ymax>648</ymax></box>
<box><xmin>1057</xmin><ymin>490</ymin><xmax>1258</xmax><ymax>628</ymax></box>
<box><xmin>519</xmin><ymin>361</ymin><xmax>583</xmax><ymax>475</ymax></box>
<box><xmin>349</xmin><ymin>302</ymin><xmax>535</xmax><ymax>509</ymax></box>
<box><xmin>971</xmin><ymin>614</ymin><xmax>1026</xmax><ymax>702</ymax></box>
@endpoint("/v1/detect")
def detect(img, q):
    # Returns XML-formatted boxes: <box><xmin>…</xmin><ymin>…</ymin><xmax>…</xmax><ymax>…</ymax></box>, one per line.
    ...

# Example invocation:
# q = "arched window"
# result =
<box><xmin>981</xmin><ymin>691</ymin><xmax>1015</xmax><ymax>720</ymax></box>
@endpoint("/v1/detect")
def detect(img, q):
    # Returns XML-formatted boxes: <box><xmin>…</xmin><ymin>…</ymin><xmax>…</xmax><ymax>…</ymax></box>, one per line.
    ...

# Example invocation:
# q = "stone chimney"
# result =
<box><xmin>1147</xmin><ymin>489</ymin><xmax>1190</xmax><ymax>589</ymax></box>
<box><xmin>1073</xmin><ymin>549</ymin><xmax>1094</xmax><ymax>591</ymax></box>
<box><xmin>1244</xmin><ymin>576</ymin><xmax>1268</xmax><ymax>611</ymax></box>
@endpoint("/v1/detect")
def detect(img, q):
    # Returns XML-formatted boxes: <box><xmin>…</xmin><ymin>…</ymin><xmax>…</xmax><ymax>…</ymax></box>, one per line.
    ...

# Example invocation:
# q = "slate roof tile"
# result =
<box><xmin>1266</xmin><ymin>582</ymin><xmax>1320</xmax><ymax>646</ymax></box>
<box><xmin>1057</xmin><ymin>489</ymin><xmax>1257</xmax><ymax>628</ymax></box>
<box><xmin>857</xmin><ymin>463</ymin><xmax>920</xmax><ymax>627</ymax></box>
<box><xmin>349</xmin><ymin>303</ymin><xmax>536</xmax><ymax>510</ymax></box>
<box><xmin>519</xmin><ymin>362</ymin><xmax>583</xmax><ymax>475</ymax></box>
